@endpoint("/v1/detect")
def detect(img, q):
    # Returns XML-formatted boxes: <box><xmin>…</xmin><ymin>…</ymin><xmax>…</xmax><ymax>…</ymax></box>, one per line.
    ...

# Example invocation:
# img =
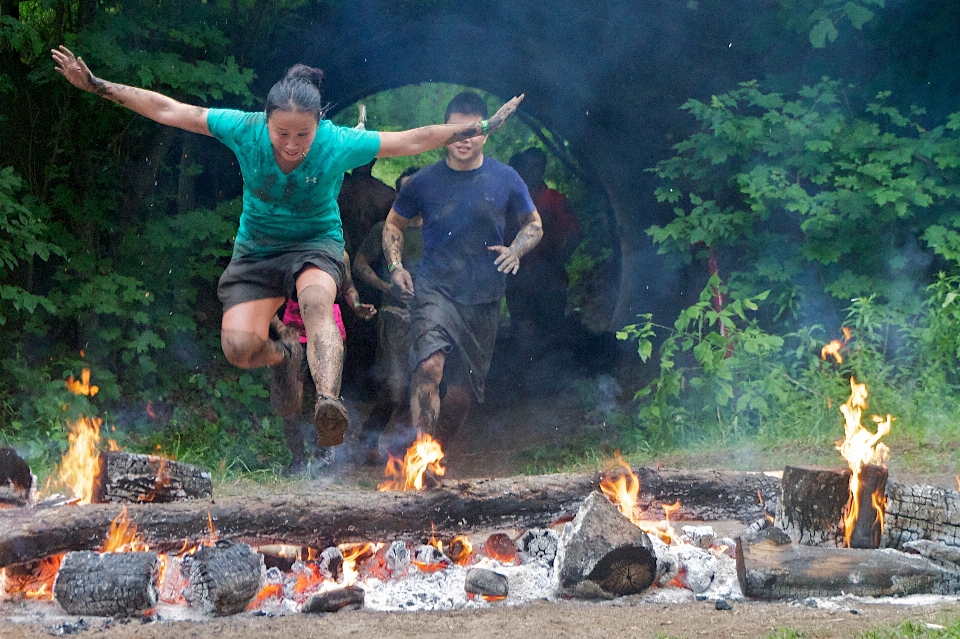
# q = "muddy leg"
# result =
<box><xmin>436</xmin><ymin>384</ymin><xmax>470</xmax><ymax>447</ymax></box>
<box><xmin>411</xmin><ymin>350</ymin><xmax>445</xmax><ymax>436</ymax></box>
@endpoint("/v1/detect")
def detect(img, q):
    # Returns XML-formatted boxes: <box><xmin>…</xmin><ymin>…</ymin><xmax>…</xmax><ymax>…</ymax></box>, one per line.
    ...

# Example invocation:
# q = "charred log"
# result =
<box><xmin>181</xmin><ymin>542</ymin><xmax>265</xmax><ymax>616</ymax></box>
<box><xmin>92</xmin><ymin>452</ymin><xmax>213</xmax><ymax>504</ymax></box>
<box><xmin>736</xmin><ymin>531</ymin><xmax>960</xmax><ymax>599</ymax></box>
<box><xmin>774</xmin><ymin>466</ymin><xmax>850</xmax><ymax>547</ymax></box>
<box><xmin>464</xmin><ymin>568</ymin><xmax>509</xmax><ymax>598</ymax></box>
<box><xmin>882</xmin><ymin>482</ymin><xmax>960</xmax><ymax>550</ymax></box>
<box><xmin>848</xmin><ymin>464</ymin><xmax>887</xmax><ymax>549</ymax></box>
<box><xmin>53</xmin><ymin>550</ymin><xmax>158</xmax><ymax>617</ymax></box>
<box><xmin>301</xmin><ymin>585</ymin><xmax>365</xmax><ymax>613</ymax></box>
<box><xmin>0</xmin><ymin>467</ymin><xmax>778</xmax><ymax>568</ymax></box>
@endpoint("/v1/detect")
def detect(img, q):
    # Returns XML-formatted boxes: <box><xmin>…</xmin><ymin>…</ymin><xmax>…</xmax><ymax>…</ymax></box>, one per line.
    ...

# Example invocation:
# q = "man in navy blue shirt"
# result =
<box><xmin>382</xmin><ymin>92</ymin><xmax>543</xmax><ymax>448</ymax></box>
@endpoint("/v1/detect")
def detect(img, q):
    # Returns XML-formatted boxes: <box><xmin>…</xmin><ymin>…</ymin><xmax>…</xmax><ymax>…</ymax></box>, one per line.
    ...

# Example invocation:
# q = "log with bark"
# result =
<box><xmin>736</xmin><ymin>528</ymin><xmax>960</xmax><ymax>599</ymax></box>
<box><xmin>93</xmin><ymin>451</ymin><xmax>213</xmax><ymax>504</ymax></box>
<box><xmin>0</xmin><ymin>467</ymin><xmax>779</xmax><ymax>568</ymax></box>
<box><xmin>774</xmin><ymin>465</ymin><xmax>849</xmax><ymax>547</ymax></box>
<box><xmin>882</xmin><ymin>482</ymin><xmax>960</xmax><ymax>550</ymax></box>
<box><xmin>53</xmin><ymin>550</ymin><xmax>158</xmax><ymax>616</ymax></box>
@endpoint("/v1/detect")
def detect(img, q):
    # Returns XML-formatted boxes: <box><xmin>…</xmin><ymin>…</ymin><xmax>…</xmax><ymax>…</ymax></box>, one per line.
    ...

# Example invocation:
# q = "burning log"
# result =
<box><xmin>301</xmin><ymin>585</ymin><xmax>365</xmax><ymax>613</ymax></box>
<box><xmin>53</xmin><ymin>550</ymin><xmax>158</xmax><ymax>617</ymax></box>
<box><xmin>516</xmin><ymin>528</ymin><xmax>559</xmax><ymax>565</ymax></box>
<box><xmin>882</xmin><ymin>482</ymin><xmax>960</xmax><ymax>550</ymax></box>
<box><xmin>847</xmin><ymin>463</ymin><xmax>887</xmax><ymax>549</ymax></box>
<box><xmin>180</xmin><ymin>542</ymin><xmax>265</xmax><ymax>616</ymax></box>
<box><xmin>0</xmin><ymin>447</ymin><xmax>34</xmax><ymax>507</ymax></box>
<box><xmin>774</xmin><ymin>465</ymin><xmax>851</xmax><ymax>547</ymax></box>
<box><xmin>464</xmin><ymin>567</ymin><xmax>509</xmax><ymax>599</ymax></box>
<box><xmin>736</xmin><ymin>527</ymin><xmax>960</xmax><ymax>599</ymax></box>
<box><xmin>555</xmin><ymin>492</ymin><xmax>658</xmax><ymax>599</ymax></box>
<box><xmin>0</xmin><ymin>467</ymin><xmax>779</xmax><ymax>569</ymax></box>
<box><xmin>92</xmin><ymin>451</ymin><xmax>213</xmax><ymax>504</ymax></box>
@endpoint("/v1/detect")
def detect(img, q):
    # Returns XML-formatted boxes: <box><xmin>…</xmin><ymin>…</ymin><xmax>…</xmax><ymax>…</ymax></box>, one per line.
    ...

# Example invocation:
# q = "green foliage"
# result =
<box><xmin>650</xmin><ymin>78</ymin><xmax>960</xmax><ymax>321</ymax></box>
<box><xmin>858</xmin><ymin>618</ymin><xmax>960</xmax><ymax>639</ymax></box>
<box><xmin>774</xmin><ymin>0</ymin><xmax>885</xmax><ymax>48</ymax></box>
<box><xmin>0</xmin><ymin>167</ymin><xmax>61</xmax><ymax>327</ymax></box>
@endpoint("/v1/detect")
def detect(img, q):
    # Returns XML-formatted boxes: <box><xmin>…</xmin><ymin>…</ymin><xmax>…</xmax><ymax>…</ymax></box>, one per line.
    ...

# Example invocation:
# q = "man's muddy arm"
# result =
<box><xmin>490</xmin><ymin>210</ymin><xmax>543</xmax><ymax>275</ymax></box>
<box><xmin>383</xmin><ymin>210</ymin><xmax>414</xmax><ymax>300</ymax></box>
<box><xmin>353</xmin><ymin>252</ymin><xmax>390</xmax><ymax>293</ymax></box>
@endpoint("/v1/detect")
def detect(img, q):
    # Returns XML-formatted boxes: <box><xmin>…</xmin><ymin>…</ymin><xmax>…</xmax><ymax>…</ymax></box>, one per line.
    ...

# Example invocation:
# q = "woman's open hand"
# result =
<box><xmin>52</xmin><ymin>45</ymin><xmax>98</xmax><ymax>93</ymax></box>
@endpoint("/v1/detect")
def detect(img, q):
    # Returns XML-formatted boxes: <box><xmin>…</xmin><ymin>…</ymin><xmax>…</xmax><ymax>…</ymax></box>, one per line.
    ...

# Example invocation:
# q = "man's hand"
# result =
<box><xmin>52</xmin><ymin>46</ymin><xmax>98</xmax><ymax>93</ymax></box>
<box><xmin>351</xmin><ymin>302</ymin><xmax>377</xmax><ymax>321</ymax></box>
<box><xmin>390</xmin><ymin>266</ymin><xmax>415</xmax><ymax>303</ymax></box>
<box><xmin>489</xmin><ymin>245</ymin><xmax>521</xmax><ymax>274</ymax></box>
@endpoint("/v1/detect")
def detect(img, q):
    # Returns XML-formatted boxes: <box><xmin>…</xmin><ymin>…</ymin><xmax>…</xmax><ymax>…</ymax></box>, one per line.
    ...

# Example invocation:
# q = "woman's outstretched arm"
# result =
<box><xmin>376</xmin><ymin>94</ymin><xmax>524</xmax><ymax>158</ymax></box>
<box><xmin>52</xmin><ymin>45</ymin><xmax>211</xmax><ymax>136</ymax></box>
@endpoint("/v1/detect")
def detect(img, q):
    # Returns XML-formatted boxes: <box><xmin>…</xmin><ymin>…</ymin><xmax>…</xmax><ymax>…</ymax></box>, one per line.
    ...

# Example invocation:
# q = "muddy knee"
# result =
<box><xmin>414</xmin><ymin>352</ymin><xmax>445</xmax><ymax>386</ymax></box>
<box><xmin>221</xmin><ymin>329</ymin><xmax>271</xmax><ymax>368</ymax></box>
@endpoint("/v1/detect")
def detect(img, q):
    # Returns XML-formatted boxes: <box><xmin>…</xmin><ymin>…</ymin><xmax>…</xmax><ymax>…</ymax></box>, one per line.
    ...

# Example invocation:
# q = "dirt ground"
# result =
<box><xmin>2</xmin><ymin>597</ymin><xmax>959</xmax><ymax>639</ymax></box>
<box><xmin>4</xmin><ymin>346</ymin><xmax>960</xmax><ymax>638</ymax></box>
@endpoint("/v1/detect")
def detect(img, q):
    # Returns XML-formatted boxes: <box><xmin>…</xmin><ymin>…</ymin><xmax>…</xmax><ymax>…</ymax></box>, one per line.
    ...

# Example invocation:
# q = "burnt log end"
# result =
<box><xmin>53</xmin><ymin>551</ymin><xmax>158</xmax><ymax>617</ymax></box>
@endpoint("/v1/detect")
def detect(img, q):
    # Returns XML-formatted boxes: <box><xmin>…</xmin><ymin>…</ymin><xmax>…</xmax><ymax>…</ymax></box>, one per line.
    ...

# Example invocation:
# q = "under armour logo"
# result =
<box><xmin>305</xmin><ymin>176</ymin><xmax>317</xmax><ymax>184</ymax></box>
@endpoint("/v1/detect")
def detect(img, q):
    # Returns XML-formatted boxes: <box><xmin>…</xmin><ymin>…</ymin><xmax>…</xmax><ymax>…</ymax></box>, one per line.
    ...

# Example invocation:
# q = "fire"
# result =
<box><xmin>59</xmin><ymin>369</ymin><xmax>102</xmax><ymax>504</ymax></box>
<box><xmin>378</xmin><ymin>433</ymin><xmax>446</xmax><ymax>491</ymax></box>
<box><xmin>1</xmin><ymin>555</ymin><xmax>63</xmax><ymax>601</ymax></box>
<box><xmin>835</xmin><ymin>377</ymin><xmax>891</xmax><ymax>547</ymax></box>
<box><xmin>102</xmin><ymin>506</ymin><xmax>149</xmax><ymax>553</ymax></box>
<box><xmin>820</xmin><ymin>327</ymin><xmax>852</xmax><ymax>364</ymax></box>
<box><xmin>598</xmin><ymin>455</ymin><xmax>682</xmax><ymax>544</ymax></box>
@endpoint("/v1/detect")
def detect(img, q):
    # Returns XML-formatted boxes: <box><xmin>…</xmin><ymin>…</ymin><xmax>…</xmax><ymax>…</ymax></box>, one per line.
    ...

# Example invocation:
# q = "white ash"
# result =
<box><xmin>681</xmin><ymin>525</ymin><xmax>718</xmax><ymax>550</ymax></box>
<box><xmin>674</xmin><ymin>545</ymin><xmax>717</xmax><ymax>594</ymax></box>
<box><xmin>517</xmin><ymin>528</ymin><xmax>560</xmax><ymax>565</ymax></box>
<box><xmin>317</xmin><ymin>547</ymin><xmax>343</xmax><ymax>580</ymax></box>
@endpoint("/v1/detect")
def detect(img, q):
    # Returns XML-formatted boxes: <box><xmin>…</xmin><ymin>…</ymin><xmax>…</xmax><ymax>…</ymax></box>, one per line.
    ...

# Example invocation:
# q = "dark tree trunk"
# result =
<box><xmin>0</xmin><ymin>0</ymin><xmax>18</xmax><ymax>20</ymax></box>
<box><xmin>181</xmin><ymin>542</ymin><xmax>265</xmax><ymax>616</ymax></box>
<box><xmin>0</xmin><ymin>467</ymin><xmax>780</xmax><ymax>568</ymax></box>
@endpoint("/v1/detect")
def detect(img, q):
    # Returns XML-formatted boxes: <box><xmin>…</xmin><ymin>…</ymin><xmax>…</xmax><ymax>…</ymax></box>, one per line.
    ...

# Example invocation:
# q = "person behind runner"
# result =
<box><xmin>383</xmin><ymin>92</ymin><xmax>543</xmax><ymax>448</ymax></box>
<box><xmin>52</xmin><ymin>46</ymin><xmax>523</xmax><ymax>448</ymax></box>
<box><xmin>352</xmin><ymin>167</ymin><xmax>422</xmax><ymax>461</ymax></box>
<box><xmin>273</xmin><ymin>253</ymin><xmax>375</xmax><ymax>476</ymax></box>
<box><xmin>506</xmin><ymin>147</ymin><xmax>582</xmax><ymax>361</ymax></box>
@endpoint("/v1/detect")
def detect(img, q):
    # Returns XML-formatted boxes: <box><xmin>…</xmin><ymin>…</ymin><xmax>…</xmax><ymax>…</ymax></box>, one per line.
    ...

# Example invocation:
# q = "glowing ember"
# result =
<box><xmin>378</xmin><ymin>433</ymin><xmax>446</xmax><ymax>491</ymax></box>
<box><xmin>835</xmin><ymin>377</ymin><xmax>891</xmax><ymax>547</ymax></box>
<box><xmin>1</xmin><ymin>555</ymin><xmax>62</xmax><ymax>601</ymax></box>
<box><xmin>59</xmin><ymin>369</ymin><xmax>102</xmax><ymax>504</ymax></box>
<box><xmin>483</xmin><ymin>533</ymin><xmax>518</xmax><ymax>564</ymax></box>
<box><xmin>446</xmin><ymin>535</ymin><xmax>474</xmax><ymax>565</ymax></box>
<box><xmin>820</xmin><ymin>327</ymin><xmax>852</xmax><ymax>364</ymax></box>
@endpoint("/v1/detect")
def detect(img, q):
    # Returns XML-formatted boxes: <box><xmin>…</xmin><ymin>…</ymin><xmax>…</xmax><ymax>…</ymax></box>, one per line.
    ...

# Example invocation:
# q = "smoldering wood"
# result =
<box><xmin>774</xmin><ymin>465</ymin><xmax>850</xmax><ymax>547</ymax></box>
<box><xmin>903</xmin><ymin>540</ymin><xmax>960</xmax><ymax>570</ymax></box>
<box><xmin>181</xmin><ymin>542</ymin><xmax>265</xmax><ymax>616</ymax></box>
<box><xmin>0</xmin><ymin>447</ymin><xmax>34</xmax><ymax>507</ymax></box>
<box><xmin>517</xmin><ymin>528</ymin><xmax>559</xmax><ymax>565</ymax></box>
<box><xmin>0</xmin><ymin>467</ymin><xmax>778</xmax><ymax>568</ymax></box>
<box><xmin>92</xmin><ymin>451</ymin><xmax>213</xmax><ymax>504</ymax></box>
<box><xmin>882</xmin><ymin>482</ymin><xmax>960</xmax><ymax>550</ymax></box>
<box><xmin>53</xmin><ymin>550</ymin><xmax>158</xmax><ymax>617</ymax></box>
<box><xmin>848</xmin><ymin>464</ymin><xmax>887</xmax><ymax>549</ymax></box>
<box><xmin>464</xmin><ymin>567</ymin><xmax>509</xmax><ymax>598</ymax></box>
<box><xmin>736</xmin><ymin>532</ymin><xmax>960</xmax><ymax>599</ymax></box>
<box><xmin>301</xmin><ymin>585</ymin><xmax>365</xmax><ymax>613</ymax></box>
<box><xmin>555</xmin><ymin>492</ymin><xmax>657</xmax><ymax>599</ymax></box>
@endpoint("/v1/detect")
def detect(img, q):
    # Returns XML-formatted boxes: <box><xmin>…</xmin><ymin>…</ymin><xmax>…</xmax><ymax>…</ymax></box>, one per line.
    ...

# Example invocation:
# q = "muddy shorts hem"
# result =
<box><xmin>217</xmin><ymin>250</ymin><xmax>345</xmax><ymax>312</ymax></box>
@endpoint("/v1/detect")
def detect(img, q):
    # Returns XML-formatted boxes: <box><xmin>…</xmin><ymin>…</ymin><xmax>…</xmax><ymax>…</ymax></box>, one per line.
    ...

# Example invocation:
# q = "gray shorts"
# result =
<box><xmin>409</xmin><ymin>277</ymin><xmax>501</xmax><ymax>403</ymax></box>
<box><xmin>217</xmin><ymin>250</ymin><xmax>345</xmax><ymax>312</ymax></box>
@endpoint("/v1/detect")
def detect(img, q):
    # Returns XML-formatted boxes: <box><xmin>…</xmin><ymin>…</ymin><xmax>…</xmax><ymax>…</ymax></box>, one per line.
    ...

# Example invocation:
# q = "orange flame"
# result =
<box><xmin>102</xmin><ymin>506</ymin><xmax>149</xmax><ymax>553</ymax></box>
<box><xmin>835</xmin><ymin>377</ymin><xmax>891</xmax><ymax>547</ymax></box>
<box><xmin>820</xmin><ymin>327</ymin><xmax>852</xmax><ymax>364</ymax></box>
<box><xmin>1</xmin><ymin>555</ymin><xmax>63</xmax><ymax>600</ymax></box>
<box><xmin>59</xmin><ymin>369</ymin><xmax>102</xmax><ymax>504</ymax></box>
<box><xmin>599</xmin><ymin>455</ymin><xmax>681</xmax><ymax>543</ymax></box>
<box><xmin>378</xmin><ymin>433</ymin><xmax>446</xmax><ymax>491</ymax></box>
<box><xmin>446</xmin><ymin>535</ymin><xmax>473</xmax><ymax>565</ymax></box>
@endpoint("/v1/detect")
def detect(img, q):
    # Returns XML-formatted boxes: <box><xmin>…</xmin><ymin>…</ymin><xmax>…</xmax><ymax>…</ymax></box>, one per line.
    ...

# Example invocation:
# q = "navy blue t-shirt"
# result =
<box><xmin>392</xmin><ymin>157</ymin><xmax>536</xmax><ymax>305</ymax></box>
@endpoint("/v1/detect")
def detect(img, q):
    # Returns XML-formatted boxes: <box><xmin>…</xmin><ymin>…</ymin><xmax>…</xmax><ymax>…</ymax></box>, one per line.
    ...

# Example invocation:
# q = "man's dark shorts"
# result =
<box><xmin>217</xmin><ymin>250</ymin><xmax>345</xmax><ymax>312</ymax></box>
<box><xmin>409</xmin><ymin>277</ymin><xmax>500</xmax><ymax>404</ymax></box>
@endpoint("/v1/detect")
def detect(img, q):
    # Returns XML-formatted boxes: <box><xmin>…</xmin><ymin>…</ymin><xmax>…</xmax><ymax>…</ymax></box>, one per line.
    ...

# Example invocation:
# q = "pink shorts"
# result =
<box><xmin>281</xmin><ymin>300</ymin><xmax>347</xmax><ymax>343</ymax></box>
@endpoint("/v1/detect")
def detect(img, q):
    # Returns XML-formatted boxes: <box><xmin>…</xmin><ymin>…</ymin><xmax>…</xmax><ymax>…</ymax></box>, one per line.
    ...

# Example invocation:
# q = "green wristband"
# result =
<box><xmin>480</xmin><ymin>119</ymin><xmax>489</xmax><ymax>134</ymax></box>
<box><xmin>388</xmin><ymin>261</ymin><xmax>402</xmax><ymax>272</ymax></box>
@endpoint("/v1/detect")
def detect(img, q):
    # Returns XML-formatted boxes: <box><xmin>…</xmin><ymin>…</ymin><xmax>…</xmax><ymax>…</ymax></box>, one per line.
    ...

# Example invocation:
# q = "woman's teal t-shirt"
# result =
<box><xmin>207</xmin><ymin>109</ymin><xmax>381</xmax><ymax>259</ymax></box>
